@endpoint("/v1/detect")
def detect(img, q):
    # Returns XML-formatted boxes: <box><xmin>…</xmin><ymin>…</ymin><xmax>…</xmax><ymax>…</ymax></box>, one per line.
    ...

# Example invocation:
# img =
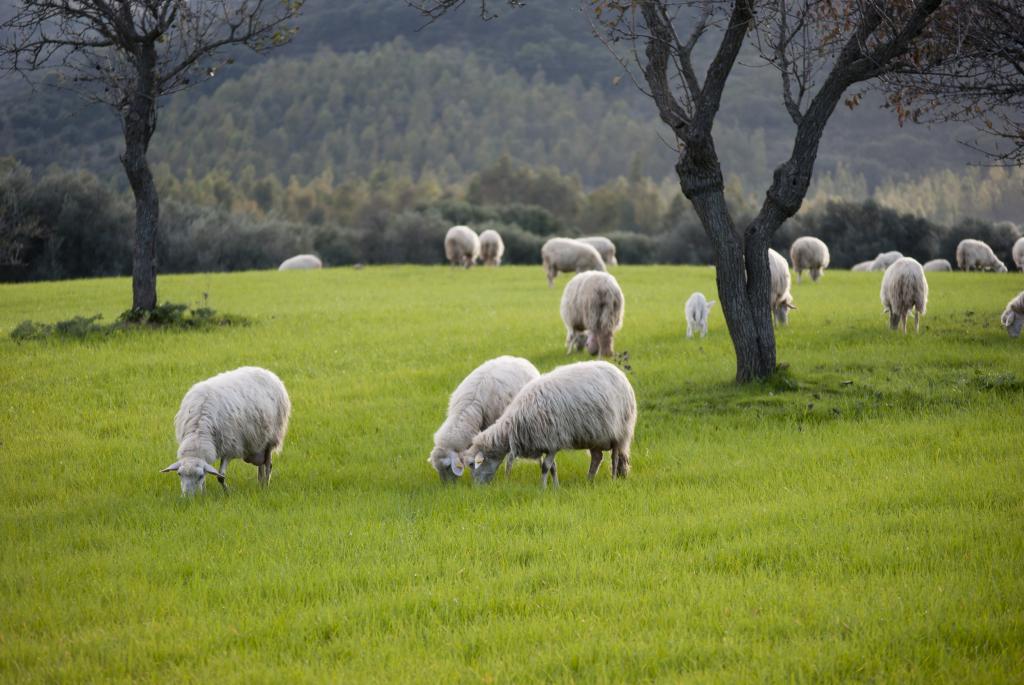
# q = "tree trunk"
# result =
<box><xmin>121</xmin><ymin>45</ymin><xmax>159</xmax><ymax>312</ymax></box>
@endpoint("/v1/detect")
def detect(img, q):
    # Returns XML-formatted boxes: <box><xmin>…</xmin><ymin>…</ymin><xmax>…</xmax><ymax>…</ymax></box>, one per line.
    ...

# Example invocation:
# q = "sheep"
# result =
<box><xmin>478</xmin><ymin>229</ymin><xmax>505</xmax><ymax>266</ymax></box>
<box><xmin>468</xmin><ymin>361</ymin><xmax>636</xmax><ymax>487</ymax></box>
<box><xmin>577</xmin><ymin>236</ymin><xmax>618</xmax><ymax>266</ymax></box>
<box><xmin>1001</xmin><ymin>291</ymin><xmax>1024</xmax><ymax>338</ymax></box>
<box><xmin>541</xmin><ymin>238</ymin><xmax>606</xmax><ymax>288</ymax></box>
<box><xmin>851</xmin><ymin>261</ymin><xmax>873</xmax><ymax>272</ymax></box>
<box><xmin>428</xmin><ymin>356</ymin><xmax>540</xmax><ymax>482</ymax></box>
<box><xmin>161</xmin><ymin>367</ymin><xmax>291</xmax><ymax>496</ymax></box>
<box><xmin>684</xmin><ymin>292</ymin><xmax>715</xmax><ymax>338</ymax></box>
<box><xmin>1013</xmin><ymin>237</ymin><xmax>1024</xmax><ymax>271</ymax></box>
<box><xmin>769</xmin><ymin>248</ymin><xmax>796</xmax><ymax>325</ymax></box>
<box><xmin>956</xmin><ymin>239</ymin><xmax>1007</xmax><ymax>272</ymax></box>
<box><xmin>880</xmin><ymin>257</ymin><xmax>928</xmax><ymax>334</ymax></box>
<box><xmin>560</xmin><ymin>271</ymin><xmax>625</xmax><ymax>357</ymax></box>
<box><xmin>278</xmin><ymin>254</ymin><xmax>323</xmax><ymax>271</ymax></box>
<box><xmin>870</xmin><ymin>251</ymin><xmax>903</xmax><ymax>271</ymax></box>
<box><xmin>923</xmin><ymin>258</ymin><xmax>953</xmax><ymax>272</ymax></box>
<box><xmin>789</xmin><ymin>236</ymin><xmax>830</xmax><ymax>283</ymax></box>
<box><xmin>444</xmin><ymin>225</ymin><xmax>481</xmax><ymax>268</ymax></box>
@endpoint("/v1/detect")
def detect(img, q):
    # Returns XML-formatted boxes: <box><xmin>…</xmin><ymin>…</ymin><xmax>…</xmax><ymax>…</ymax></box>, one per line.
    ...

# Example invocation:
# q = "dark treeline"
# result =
<box><xmin>2</xmin><ymin>156</ymin><xmax>1018</xmax><ymax>282</ymax></box>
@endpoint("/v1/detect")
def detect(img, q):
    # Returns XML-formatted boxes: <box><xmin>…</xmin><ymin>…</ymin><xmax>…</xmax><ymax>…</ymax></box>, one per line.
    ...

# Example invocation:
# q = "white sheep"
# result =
<box><xmin>684</xmin><ymin>292</ymin><xmax>715</xmax><ymax>338</ymax></box>
<box><xmin>851</xmin><ymin>261</ymin><xmax>873</xmax><ymax>272</ymax></box>
<box><xmin>278</xmin><ymin>254</ymin><xmax>323</xmax><ymax>271</ymax></box>
<box><xmin>1000</xmin><ymin>291</ymin><xmax>1024</xmax><ymax>338</ymax></box>
<box><xmin>880</xmin><ymin>257</ymin><xmax>928</xmax><ymax>334</ymax></box>
<box><xmin>577</xmin><ymin>236</ymin><xmax>618</xmax><ymax>266</ymax></box>
<box><xmin>478</xmin><ymin>229</ymin><xmax>505</xmax><ymax>266</ymax></box>
<box><xmin>956</xmin><ymin>239</ymin><xmax>1007</xmax><ymax>272</ymax></box>
<box><xmin>769</xmin><ymin>248</ymin><xmax>796</xmax><ymax>325</ymax></box>
<box><xmin>560</xmin><ymin>271</ymin><xmax>625</xmax><ymax>357</ymax></box>
<box><xmin>789</xmin><ymin>236</ymin><xmax>830</xmax><ymax>283</ymax></box>
<box><xmin>870</xmin><ymin>251</ymin><xmax>903</xmax><ymax>271</ymax></box>
<box><xmin>541</xmin><ymin>238</ymin><xmax>606</xmax><ymax>288</ymax></box>
<box><xmin>468</xmin><ymin>361</ymin><xmax>636</xmax><ymax>487</ymax></box>
<box><xmin>1013</xmin><ymin>237</ymin><xmax>1024</xmax><ymax>271</ymax></box>
<box><xmin>162</xmin><ymin>367</ymin><xmax>291</xmax><ymax>496</ymax></box>
<box><xmin>923</xmin><ymin>258</ymin><xmax>953</xmax><ymax>272</ymax></box>
<box><xmin>428</xmin><ymin>356</ymin><xmax>540</xmax><ymax>482</ymax></box>
<box><xmin>444</xmin><ymin>225</ymin><xmax>481</xmax><ymax>268</ymax></box>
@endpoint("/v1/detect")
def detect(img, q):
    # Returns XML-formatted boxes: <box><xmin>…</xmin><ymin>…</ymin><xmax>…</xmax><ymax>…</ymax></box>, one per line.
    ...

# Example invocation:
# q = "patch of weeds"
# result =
<box><xmin>973</xmin><ymin>372</ymin><xmax>1024</xmax><ymax>393</ymax></box>
<box><xmin>612</xmin><ymin>350</ymin><xmax>633</xmax><ymax>373</ymax></box>
<box><xmin>10</xmin><ymin>302</ymin><xmax>250</xmax><ymax>342</ymax></box>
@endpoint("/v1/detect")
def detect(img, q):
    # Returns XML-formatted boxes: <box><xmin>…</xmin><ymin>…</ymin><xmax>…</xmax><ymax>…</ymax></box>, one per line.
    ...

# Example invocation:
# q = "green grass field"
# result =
<box><xmin>1</xmin><ymin>265</ymin><xmax>1022</xmax><ymax>683</ymax></box>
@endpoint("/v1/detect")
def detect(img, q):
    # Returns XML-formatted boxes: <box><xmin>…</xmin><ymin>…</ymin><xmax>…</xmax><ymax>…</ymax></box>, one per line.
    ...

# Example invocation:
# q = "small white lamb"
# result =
<box><xmin>880</xmin><ymin>257</ymin><xmax>928</xmax><ymax>333</ymax></box>
<box><xmin>684</xmin><ymin>292</ymin><xmax>715</xmax><ymax>338</ymax></box>
<box><xmin>162</xmin><ymin>367</ymin><xmax>291</xmax><ymax>496</ymax></box>
<box><xmin>560</xmin><ymin>271</ymin><xmax>624</xmax><ymax>357</ymax></box>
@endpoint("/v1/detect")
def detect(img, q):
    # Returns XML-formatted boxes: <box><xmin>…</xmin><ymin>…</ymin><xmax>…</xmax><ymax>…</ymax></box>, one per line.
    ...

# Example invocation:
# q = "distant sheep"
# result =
<box><xmin>469</xmin><ymin>361</ymin><xmax>636</xmax><ymax>487</ymax></box>
<box><xmin>560</xmin><ymin>271</ymin><xmax>625</xmax><ymax>357</ymax></box>
<box><xmin>1001</xmin><ymin>291</ymin><xmax>1024</xmax><ymax>338</ymax></box>
<box><xmin>1014</xmin><ymin>238</ymin><xmax>1024</xmax><ymax>271</ymax></box>
<box><xmin>445</xmin><ymin>225</ymin><xmax>481</xmax><ymax>268</ymax></box>
<box><xmin>162</xmin><ymin>367</ymin><xmax>291</xmax><ymax>496</ymax></box>
<box><xmin>684</xmin><ymin>292</ymin><xmax>715</xmax><ymax>338</ymax></box>
<box><xmin>541</xmin><ymin>238</ymin><xmax>606</xmax><ymax>288</ymax></box>
<box><xmin>577</xmin><ymin>236</ymin><xmax>618</xmax><ymax>266</ymax></box>
<box><xmin>880</xmin><ymin>257</ymin><xmax>928</xmax><ymax>334</ymax></box>
<box><xmin>956</xmin><ymin>239</ymin><xmax>1007</xmax><ymax>272</ymax></box>
<box><xmin>870</xmin><ymin>251</ymin><xmax>903</xmax><ymax>272</ymax></box>
<box><xmin>278</xmin><ymin>254</ymin><xmax>323</xmax><ymax>271</ymax></box>
<box><xmin>428</xmin><ymin>356</ymin><xmax>540</xmax><ymax>482</ymax></box>
<box><xmin>479</xmin><ymin>229</ymin><xmax>505</xmax><ymax>266</ymax></box>
<box><xmin>851</xmin><ymin>261</ymin><xmax>873</xmax><ymax>272</ymax></box>
<box><xmin>923</xmin><ymin>258</ymin><xmax>953</xmax><ymax>272</ymax></box>
<box><xmin>789</xmin><ymin>236</ymin><xmax>830</xmax><ymax>283</ymax></box>
<box><xmin>769</xmin><ymin>248</ymin><xmax>796</xmax><ymax>325</ymax></box>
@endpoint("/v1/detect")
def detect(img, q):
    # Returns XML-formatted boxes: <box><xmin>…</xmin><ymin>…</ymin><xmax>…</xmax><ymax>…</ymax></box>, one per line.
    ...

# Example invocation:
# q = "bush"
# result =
<box><xmin>11</xmin><ymin>302</ymin><xmax>249</xmax><ymax>342</ymax></box>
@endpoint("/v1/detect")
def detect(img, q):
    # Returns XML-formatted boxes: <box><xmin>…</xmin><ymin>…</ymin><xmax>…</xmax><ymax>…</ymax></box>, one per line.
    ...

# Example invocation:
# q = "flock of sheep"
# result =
<box><xmin>163</xmin><ymin>229</ymin><xmax>1022</xmax><ymax>495</ymax></box>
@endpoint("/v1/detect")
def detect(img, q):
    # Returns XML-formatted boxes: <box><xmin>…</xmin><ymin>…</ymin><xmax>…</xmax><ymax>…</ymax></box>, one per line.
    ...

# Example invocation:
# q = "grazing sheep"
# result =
<box><xmin>428</xmin><ymin>356</ymin><xmax>540</xmax><ymax>482</ymax></box>
<box><xmin>162</xmin><ymin>367</ymin><xmax>291</xmax><ymax>496</ymax></box>
<box><xmin>469</xmin><ymin>361</ymin><xmax>636</xmax><ymax>487</ymax></box>
<box><xmin>478</xmin><ymin>229</ymin><xmax>505</xmax><ymax>266</ymax></box>
<box><xmin>880</xmin><ymin>257</ymin><xmax>928</xmax><ymax>334</ymax></box>
<box><xmin>789</xmin><ymin>236</ymin><xmax>830</xmax><ymax>283</ymax></box>
<box><xmin>278</xmin><ymin>254</ymin><xmax>323</xmax><ymax>271</ymax></box>
<box><xmin>956</xmin><ymin>239</ymin><xmax>1007</xmax><ymax>272</ymax></box>
<box><xmin>1001</xmin><ymin>291</ymin><xmax>1024</xmax><ymax>338</ymax></box>
<box><xmin>560</xmin><ymin>271</ymin><xmax>625</xmax><ymax>357</ymax></box>
<box><xmin>541</xmin><ymin>238</ymin><xmax>606</xmax><ymax>288</ymax></box>
<box><xmin>870</xmin><ymin>251</ymin><xmax>903</xmax><ymax>271</ymax></box>
<box><xmin>768</xmin><ymin>248</ymin><xmax>796</xmax><ymax>325</ymax></box>
<box><xmin>1013</xmin><ymin>238</ymin><xmax>1024</xmax><ymax>271</ymax></box>
<box><xmin>851</xmin><ymin>261</ymin><xmax>873</xmax><ymax>272</ymax></box>
<box><xmin>444</xmin><ymin>225</ymin><xmax>481</xmax><ymax>268</ymax></box>
<box><xmin>684</xmin><ymin>292</ymin><xmax>715</xmax><ymax>338</ymax></box>
<box><xmin>577</xmin><ymin>236</ymin><xmax>619</xmax><ymax>266</ymax></box>
<box><xmin>923</xmin><ymin>258</ymin><xmax>953</xmax><ymax>272</ymax></box>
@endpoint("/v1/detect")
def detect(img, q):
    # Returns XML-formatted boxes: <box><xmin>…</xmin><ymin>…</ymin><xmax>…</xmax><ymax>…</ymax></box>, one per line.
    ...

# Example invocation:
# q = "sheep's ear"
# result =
<box><xmin>787</xmin><ymin>303</ymin><xmax>798</xmax><ymax>310</ymax></box>
<box><xmin>202</xmin><ymin>462</ymin><xmax>224</xmax><ymax>478</ymax></box>
<box><xmin>450</xmin><ymin>459</ymin><xmax>465</xmax><ymax>477</ymax></box>
<box><xmin>707</xmin><ymin>301</ymin><xmax>715</xmax><ymax>309</ymax></box>
<box><xmin>473</xmin><ymin>453</ymin><xmax>485</xmax><ymax>468</ymax></box>
<box><xmin>160</xmin><ymin>460</ymin><xmax>182</xmax><ymax>474</ymax></box>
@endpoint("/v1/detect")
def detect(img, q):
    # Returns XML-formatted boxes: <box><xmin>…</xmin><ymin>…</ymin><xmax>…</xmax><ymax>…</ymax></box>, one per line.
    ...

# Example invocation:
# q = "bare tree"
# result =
<box><xmin>413</xmin><ymin>0</ymin><xmax>982</xmax><ymax>382</ymax></box>
<box><xmin>0</xmin><ymin>1</ymin><xmax>303</xmax><ymax>311</ymax></box>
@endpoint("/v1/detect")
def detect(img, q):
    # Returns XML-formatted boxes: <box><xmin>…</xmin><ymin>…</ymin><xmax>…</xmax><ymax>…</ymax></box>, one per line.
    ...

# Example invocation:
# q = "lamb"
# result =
<box><xmin>769</xmin><ymin>248</ymin><xmax>796</xmax><ymax>325</ymax></box>
<box><xmin>880</xmin><ymin>257</ymin><xmax>928</xmax><ymax>334</ymax></box>
<box><xmin>789</xmin><ymin>236</ymin><xmax>830</xmax><ymax>283</ymax></box>
<box><xmin>870</xmin><ymin>251</ymin><xmax>903</xmax><ymax>271</ymax></box>
<box><xmin>956</xmin><ymin>239</ymin><xmax>1007</xmax><ymax>272</ymax></box>
<box><xmin>684</xmin><ymin>292</ymin><xmax>715</xmax><ymax>338</ymax></box>
<box><xmin>428</xmin><ymin>356</ymin><xmax>540</xmax><ymax>482</ymax></box>
<box><xmin>478</xmin><ymin>229</ymin><xmax>505</xmax><ymax>266</ymax></box>
<box><xmin>1013</xmin><ymin>237</ymin><xmax>1024</xmax><ymax>271</ymax></box>
<box><xmin>1000</xmin><ymin>291</ymin><xmax>1024</xmax><ymax>338</ymax></box>
<box><xmin>541</xmin><ymin>238</ymin><xmax>606</xmax><ymax>288</ymax></box>
<box><xmin>560</xmin><ymin>271</ymin><xmax>625</xmax><ymax>357</ymax></box>
<box><xmin>444</xmin><ymin>225</ymin><xmax>481</xmax><ymax>268</ymax></box>
<box><xmin>577</xmin><ymin>236</ymin><xmax>618</xmax><ymax>266</ymax></box>
<box><xmin>923</xmin><ymin>258</ymin><xmax>953</xmax><ymax>272</ymax></box>
<box><xmin>161</xmin><ymin>367</ymin><xmax>291</xmax><ymax>496</ymax></box>
<box><xmin>468</xmin><ymin>361</ymin><xmax>636</xmax><ymax>487</ymax></box>
<box><xmin>851</xmin><ymin>261</ymin><xmax>873</xmax><ymax>272</ymax></box>
<box><xmin>278</xmin><ymin>254</ymin><xmax>323</xmax><ymax>271</ymax></box>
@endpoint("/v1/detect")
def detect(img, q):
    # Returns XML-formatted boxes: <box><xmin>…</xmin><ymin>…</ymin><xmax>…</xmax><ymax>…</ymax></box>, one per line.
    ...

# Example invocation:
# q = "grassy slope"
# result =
<box><xmin>1</xmin><ymin>265</ymin><xmax>1022</xmax><ymax>683</ymax></box>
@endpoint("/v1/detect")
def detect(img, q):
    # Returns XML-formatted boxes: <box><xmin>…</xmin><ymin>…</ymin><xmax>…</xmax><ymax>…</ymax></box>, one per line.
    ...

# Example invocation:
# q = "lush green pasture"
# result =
<box><xmin>1</xmin><ymin>265</ymin><xmax>1022</xmax><ymax>683</ymax></box>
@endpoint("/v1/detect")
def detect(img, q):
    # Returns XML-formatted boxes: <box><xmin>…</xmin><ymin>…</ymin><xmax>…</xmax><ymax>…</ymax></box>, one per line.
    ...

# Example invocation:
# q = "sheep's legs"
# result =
<box><xmin>686</xmin><ymin>323</ymin><xmax>693</xmax><ymax>338</ymax></box>
<box><xmin>217</xmin><ymin>457</ymin><xmax>229</xmax><ymax>492</ymax></box>
<box><xmin>588</xmin><ymin>449</ymin><xmax>604</xmax><ymax>481</ymax></box>
<box><xmin>258</xmin><ymin>447</ymin><xmax>273</xmax><ymax>487</ymax></box>
<box><xmin>914</xmin><ymin>310</ymin><xmax>920</xmax><ymax>334</ymax></box>
<box><xmin>540</xmin><ymin>453</ymin><xmax>558</xmax><ymax>489</ymax></box>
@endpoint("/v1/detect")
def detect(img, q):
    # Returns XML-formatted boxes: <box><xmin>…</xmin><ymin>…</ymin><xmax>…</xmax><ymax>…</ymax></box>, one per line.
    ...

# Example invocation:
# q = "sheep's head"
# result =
<box><xmin>161</xmin><ymin>457</ymin><xmax>223</xmax><ymax>496</ymax></box>
<box><xmin>1002</xmin><ymin>309</ymin><xmax>1023</xmax><ymax>338</ymax></box>
<box><xmin>569</xmin><ymin>331</ymin><xmax>588</xmax><ymax>352</ymax></box>
<box><xmin>995</xmin><ymin>261</ymin><xmax>1008</xmax><ymax>273</ymax></box>
<box><xmin>773</xmin><ymin>296</ymin><xmax>796</xmax><ymax>325</ymax></box>
<box><xmin>585</xmin><ymin>333</ymin><xmax>599</xmax><ymax>356</ymax></box>
<box><xmin>428</xmin><ymin>447</ymin><xmax>469</xmax><ymax>483</ymax></box>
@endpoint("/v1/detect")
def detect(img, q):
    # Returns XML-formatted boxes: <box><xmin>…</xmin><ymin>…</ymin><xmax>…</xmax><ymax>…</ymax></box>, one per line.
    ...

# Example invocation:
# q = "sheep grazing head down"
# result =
<box><xmin>427</xmin><ymin>448</ymin><xmax>471</xmax><ymax>483</ymax></box>
<box><xmin>468</xmin><ymin>446</ymin><xmax>508</xmax><ymax>485</ymax></box>
<box><xmin>161</xmin><ymin>457</ymin><xmax>224</xmax><ymax>496</ymax></box>
<box><xmin>1003</xmin><ymin>309</ymin><xmax>1024</xmax><ymax>338</ymax></box>
<box><xmin>773</xmin><ymin>295</ymin><xmax>797</xmax><ymax>325</ymax></box>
